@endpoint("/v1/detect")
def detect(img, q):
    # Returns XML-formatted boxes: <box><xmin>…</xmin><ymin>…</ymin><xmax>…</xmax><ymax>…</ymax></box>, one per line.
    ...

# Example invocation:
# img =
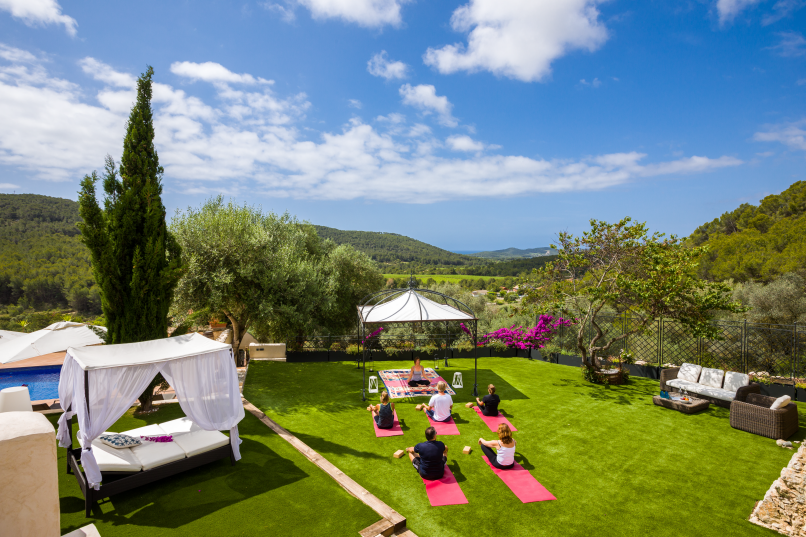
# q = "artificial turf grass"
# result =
<box><xmin>244</xmin><ymin>358</ymin><xmax>801</xmax><ymax>537</ymax></box>
<box><xmin>49</xmin><ymin>403</ymin><xmax>380</xmax><ymax>537</ymax></box>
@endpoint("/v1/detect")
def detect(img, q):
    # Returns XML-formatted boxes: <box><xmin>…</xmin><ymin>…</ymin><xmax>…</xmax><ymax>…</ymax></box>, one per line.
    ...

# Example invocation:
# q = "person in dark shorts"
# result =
<box><xmin>407</xmin><ymin>356</ymin><xmax>430</xmax><ymax>387</ymax></box>
<box><xmin>407</xmin><ymin>426</ymin><xmax>448</xmax><ymax>480</ymax></box>
<box><xmin>367</xmin><ymin>390</ymin><xmax>395</xmax><ymax>429</ymax></box>
<box><xmin>476</xmin><ymin>384</ymin><xmax>500</xmax><ymax>416</ymax></box>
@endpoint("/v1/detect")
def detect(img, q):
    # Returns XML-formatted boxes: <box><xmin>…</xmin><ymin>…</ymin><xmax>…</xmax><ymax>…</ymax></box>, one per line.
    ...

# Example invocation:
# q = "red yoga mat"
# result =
<box><xmin>482</xmin><ymin>456</ymin><xmax>556</xmax><ymax>503</ymax></box>
<box><xmin>422</xmin><ymin>465</ymin><xmax>468</xmax><ymax>506</ymax></box>
<box><xmin>372</xmin><ymin>411</ymin><xmax>404</xmax><ymax>437</ymax></box>
<box><xmin>473</xmin><ymin>406</ymin><xmax>518</xmax><ymax>432</ymax></box>
<box><xmin>427</xmin><ymin>414</ymin><xmax>460</xmax><ymax>435</ymax></box>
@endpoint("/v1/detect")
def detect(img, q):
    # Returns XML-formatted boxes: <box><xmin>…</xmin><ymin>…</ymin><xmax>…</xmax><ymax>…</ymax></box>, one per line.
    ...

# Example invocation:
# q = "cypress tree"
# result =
<box><xmin>78</xmin><ymin>66</ymin><xmax>183</xmax><ymax>411</ymax></box>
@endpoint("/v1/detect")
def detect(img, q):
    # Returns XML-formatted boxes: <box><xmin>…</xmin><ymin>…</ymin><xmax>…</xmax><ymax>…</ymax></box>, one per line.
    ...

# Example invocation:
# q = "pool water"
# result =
<box><xmin>0</xmin><ymin>365</ymin><xmax>61</xmax><ymax>401</ymax></box>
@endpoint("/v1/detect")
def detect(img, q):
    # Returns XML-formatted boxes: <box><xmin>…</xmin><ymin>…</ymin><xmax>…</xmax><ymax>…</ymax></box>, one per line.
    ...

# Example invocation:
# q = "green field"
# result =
<box><xmin>383</xmin><ymin>274</ymin><xmax>507</xmax><ymax>286</ymax></box>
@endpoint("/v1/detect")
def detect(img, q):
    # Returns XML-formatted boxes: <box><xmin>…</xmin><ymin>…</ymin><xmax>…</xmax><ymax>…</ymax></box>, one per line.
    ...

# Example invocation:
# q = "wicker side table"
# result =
<box><xmin>653</xmin><ymin>395</ymin><xmax>710</xmax><ymax>414</ymax></box>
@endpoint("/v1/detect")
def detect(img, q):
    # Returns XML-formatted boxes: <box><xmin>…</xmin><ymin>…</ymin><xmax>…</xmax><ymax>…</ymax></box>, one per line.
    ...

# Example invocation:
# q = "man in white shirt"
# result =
<box><xmin>422</xmin><ymin>381</ymin><xmax>453</xmax><ymax>422</ymax></box>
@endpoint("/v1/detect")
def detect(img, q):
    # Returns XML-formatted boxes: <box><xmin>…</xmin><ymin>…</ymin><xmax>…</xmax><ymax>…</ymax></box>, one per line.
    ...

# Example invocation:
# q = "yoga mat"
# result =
<box><xmin>372</xmin><ymin>411</ymin><xmax>404</xmax><ymax>437</ymax></box>
<box><xmin>482</xmin><ymin>456</ymin><xmax>556</xmax><ymax>503</ymax></box>
<box><xmin>427</xmin><ymin>414</ymin><xmax>460</xmax><ymax>435</ymax></box>
<box><xmin>473</xmin><ymin>406</ymin><xmax>518</xmax><ymax>432</ymax></box>
<box><xmin>422</xmin><ymin>466</ymin><xmax>468</xmax><ymax>506</ymax></box>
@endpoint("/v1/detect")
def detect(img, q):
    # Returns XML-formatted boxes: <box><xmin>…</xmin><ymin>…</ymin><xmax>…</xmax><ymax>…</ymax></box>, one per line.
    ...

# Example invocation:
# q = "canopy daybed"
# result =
<box><xmin>56</xmin><ymin>333</ymin><xmax>245</xmax><ymax>517</ymax></box>
<box><xmin>357</xmin><ymin>280</ymin><xmax>479</xmax><ymax>400</ymax></box>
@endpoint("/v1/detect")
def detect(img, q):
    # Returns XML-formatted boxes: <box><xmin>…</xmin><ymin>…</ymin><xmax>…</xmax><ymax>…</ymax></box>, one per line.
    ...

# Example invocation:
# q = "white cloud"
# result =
<box><xmin>170</xmin><ymin>61</ymin><xmax>268</xmax><ymax>85</ymax></box>
<box><xmin>367</xmin><ymin>51</ymin><xmax>408</xmax><ymax>80</ymax></box>
<box><xmin>767</xmin><ymin>31</ymin><xmax>806</xmax><ymax>57</ymax></box>
<box><xmin>262</xmin><ymin>2</ymin><xmax>297</xmax><ymax>22</ymax></box>
<box><xmin>447</xmin><ymin>135</ymin><xmax>485</xmax><ymax>152</ymax></box>
<box><xmin>0</xmin><ymin>0</ymin><xmax>77</xmax><ymax>35</ymax></box>
<box><xmin>762</xmin><ymin>0</ymin><xmax>806</xmax><ymax>24</ymax></box>
<box><xmin>399</xmin><ymin>84</ymin><xmax>458</xmax><ymax>127</ymax></box>
<box><xmin>715</xmin><ymin>0</ymin><xmax>762</xmax><ymax>24</ymax></box>
<box><xmin>79</xmin><ymin>57</ymin><xmax>137</xmax><ymax>88</ymax></box>
<box><xmin>754</xmin><ymin>119</ymin><xmax>806</xmax><ymax>151</ymax></box>
<box><xmin>291</xmin><ymin>0</ymin><xmax>407</xmax><ymax>28</ymax></box>
<box><xmin>0</xmin><ymin>183</ymin><xmax>20</xmax><ymax>190</ymax></box>
<box><xmin>348</xmin><ymin>99</ymin><xmax>362</xmax><ymax>109</ymax></box>
<box><xmin>580</xmin><ymin>77</ymin><xmax>602</xmax><ymax>88</ymax></box>
<box><xmin>0</xmin><ymin>45</ymin><xmax>744</xmax><ymax>202</ymax></box>
<box><xmin>423</xmin><ymin>0</ymin><xmax>609</xmax><ymax>82</ymax></box>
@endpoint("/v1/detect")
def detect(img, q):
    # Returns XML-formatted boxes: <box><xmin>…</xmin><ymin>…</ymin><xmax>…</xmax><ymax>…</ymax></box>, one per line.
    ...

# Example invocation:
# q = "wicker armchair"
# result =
<box><xmin>729</xmin><ymin>393</ymin><xmax>799</xmax><ymax>440</ymax></box>
<box><xmin>659</xmin><ymin>367</ymin><xmax>761</xmax><ymax>409</ymax></box>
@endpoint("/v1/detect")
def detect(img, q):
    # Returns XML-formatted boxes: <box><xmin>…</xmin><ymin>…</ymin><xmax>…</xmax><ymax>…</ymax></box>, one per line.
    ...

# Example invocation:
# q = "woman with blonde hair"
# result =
<box><xmin>422</xmin><ymin>380</ymin><xmax>453</xmax><ymax>422</ymax></box>
<box><xmin>367</xmin><ymin>390</ymin><xmax>395</xmax><ymax>429</ymax></box>
<box><xmin>478</xmin><ymin>423</ymin><xmax>516</xmax><ymax>470</ymax></box>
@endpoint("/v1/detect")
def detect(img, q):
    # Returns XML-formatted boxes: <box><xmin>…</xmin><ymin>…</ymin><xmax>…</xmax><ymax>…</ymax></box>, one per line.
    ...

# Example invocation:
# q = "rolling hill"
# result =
<box><xmin>467</xmin><ymin>247</ymin><xmax>556</xmax><ymax>259</ymax></box>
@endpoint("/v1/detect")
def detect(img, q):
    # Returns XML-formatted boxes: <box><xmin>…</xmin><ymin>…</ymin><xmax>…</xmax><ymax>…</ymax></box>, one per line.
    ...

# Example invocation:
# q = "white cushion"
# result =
<box><xmin>699</xmin><ymin>368</ymin><xmax>725</xmax><ymax>389</ymax></box>
<box><xmin>771</xmin><ymin>395</ymin><xmax>792</xmax><ymax>410</ymax></box>
<box><xmin>123</xmin><ymin>424</ymin><xmax>186</xmax><ymax>470</ymax></box>
<box><xmin>78</xmin><ymin>435</ymin><xmax>142</xmax><ymax>473</ymax></box>
<box><xmin>723</xmin><ymin>372</ymin><xmax>750</xmax><ymax>393</ymax></box>
<box><xmin>686</xmin><ymin>384</ymin><xmax>736</xmax><ymax>401</ymax></box>
<box><xmin>159</xmin><ymin>417</ymin><xmax>203</xmax><ymax>436</ymax></box>
<box><xmin>172</xmin><ymin>430</ymin><xmax>230</xmax><ymax>457</ymax></box>
<box><xmin>666</xmin><ymin>379</ymin><xmax>701</xmax><ymax>391</ymax></box>
<box><xmin>678</xmin><ymin>363</ymin><xmax>702</xmax><ymax>383</ymax></box>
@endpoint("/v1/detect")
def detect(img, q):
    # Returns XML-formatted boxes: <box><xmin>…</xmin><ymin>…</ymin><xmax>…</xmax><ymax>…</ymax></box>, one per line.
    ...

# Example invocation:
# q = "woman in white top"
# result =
<box><xmin>478</xmin><ymin>423</ymin><xmax>516</xmax><ymax>470</ymax></box>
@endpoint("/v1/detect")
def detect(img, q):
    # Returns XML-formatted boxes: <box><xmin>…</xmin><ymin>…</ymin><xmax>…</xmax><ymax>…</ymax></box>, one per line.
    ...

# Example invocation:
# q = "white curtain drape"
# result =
<box><xmin>56</xmin><ymin>347</ymin><xmax>245</xmax><ymax>490</ymax></box>
<box><xmin>162</xmin><ymin>349</ymin><xmax>245</xmax><ymax>460</ymax></box>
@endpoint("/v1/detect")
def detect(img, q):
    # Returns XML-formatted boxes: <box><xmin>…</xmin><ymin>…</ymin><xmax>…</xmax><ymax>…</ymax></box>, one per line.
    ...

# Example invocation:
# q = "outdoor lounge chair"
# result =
<box><xmin>729</xmin><ymin>393</ymin><xmax>799</xmax><ymax>440</ymax></box>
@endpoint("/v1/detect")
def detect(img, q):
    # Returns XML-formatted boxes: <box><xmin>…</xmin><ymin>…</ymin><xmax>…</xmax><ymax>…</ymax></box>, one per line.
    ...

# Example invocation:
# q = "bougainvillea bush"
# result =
<box><xmin>478</xmin><ymin>315</ymin><xmax>572</xmax><ymax>350</ymax></box>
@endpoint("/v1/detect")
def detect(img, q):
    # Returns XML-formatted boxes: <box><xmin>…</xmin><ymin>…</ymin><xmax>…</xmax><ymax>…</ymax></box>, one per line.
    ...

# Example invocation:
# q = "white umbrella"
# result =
<box><xmin>0</xmin><ymin>330</ymin><xmax>25</xmax><ymax>342</ymax></box>
<box><xmin>0</xmin><ymin>322</ymin><xmax>106</xmax><ymax>364</ymax></box>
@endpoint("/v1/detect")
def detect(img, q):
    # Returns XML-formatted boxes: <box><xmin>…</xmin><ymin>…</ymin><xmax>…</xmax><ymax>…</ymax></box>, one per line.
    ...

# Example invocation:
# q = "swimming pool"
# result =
<box><xmin>0</xmin><ymin>365</ymin><xmax>61</xmax><ymax>401</ymax></box>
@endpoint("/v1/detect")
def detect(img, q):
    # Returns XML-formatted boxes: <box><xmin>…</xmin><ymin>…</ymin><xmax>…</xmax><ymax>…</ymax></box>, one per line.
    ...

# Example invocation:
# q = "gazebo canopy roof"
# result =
<box><xmin>358</xmin><ymin>289</ymin><xmax>476</xmax><ymax>324</ymax></box>
<box><xmin>68</xmin><ymin>333</ymin><xmax>231</xmax><ymax>371</ymax></box>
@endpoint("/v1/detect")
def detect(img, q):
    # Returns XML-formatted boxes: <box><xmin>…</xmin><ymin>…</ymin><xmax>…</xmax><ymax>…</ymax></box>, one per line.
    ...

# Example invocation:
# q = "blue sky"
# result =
<box><xmin>0</xmin><ymin>0</ymin><xmax>804</xmax><ymax>252</ymax></box>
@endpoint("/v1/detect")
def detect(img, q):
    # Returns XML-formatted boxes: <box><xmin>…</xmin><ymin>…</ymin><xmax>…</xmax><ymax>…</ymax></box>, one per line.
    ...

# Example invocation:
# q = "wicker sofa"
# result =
<box><xmin>730</xmin><ymin>393</ymin><xmax>799</xmax><ymax>439</ymax></box>
<box><xmin>660</xmin><ymin>363</ymin><xmax>760</xmax><ymax>409</ymax></box>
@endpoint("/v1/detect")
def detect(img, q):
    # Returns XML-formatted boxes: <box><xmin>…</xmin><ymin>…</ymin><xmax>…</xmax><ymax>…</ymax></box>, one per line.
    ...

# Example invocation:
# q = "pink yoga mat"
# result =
<box><xmin>427</xmin><ymin>414</ymin><xmax>460</xmax><ymax>435</ymax></box>
<box><xmin>473</xmin><ymin>406</ymin><xmax>518</xmax><ymax>432</ymax></box>
<box><xmin>482</xmin><ymin>456</ymin><xmax>556</xmax><ymax>503</ymax></box>
<box><xmin>422</xmin><ymin>465</ymin><xmax>468</xmax><ymax>506</ymax></box>
<box><xmin>372</xmin><ymin>411</ymin><xmax>404</xmax><ymax>437</ymax></box>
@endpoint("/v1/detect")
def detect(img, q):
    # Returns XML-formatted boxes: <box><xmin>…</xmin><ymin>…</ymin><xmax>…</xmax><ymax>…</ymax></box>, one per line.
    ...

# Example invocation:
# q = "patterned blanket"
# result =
<box><xmin>378</xmin><ymin>368</ymin><xmax>457</xmax><ymax>399</ymax></box>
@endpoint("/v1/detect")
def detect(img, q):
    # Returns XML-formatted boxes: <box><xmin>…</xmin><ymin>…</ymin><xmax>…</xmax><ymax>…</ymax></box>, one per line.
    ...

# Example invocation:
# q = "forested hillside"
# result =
<box><xmin>691</xmin><ymin>181</ymin><xmax>806</xmax><ymax>282</ymax></box>
<box><xmin>0</xmin><ymin>194</ymin><xmax>101</xmax><ymax>315</ymax></box>
<box><xmin>469</xmin><ymin>247</ymin><xmax>556</xmax><ymax>259</ymax></box>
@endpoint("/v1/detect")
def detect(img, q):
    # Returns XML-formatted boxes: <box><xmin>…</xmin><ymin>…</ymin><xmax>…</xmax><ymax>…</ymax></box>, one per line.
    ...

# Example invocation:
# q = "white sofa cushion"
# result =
<box><xmin>666</xmin><ymin>379</ymin><xmax>702</xmax><ymax>392</ymax></box>
<box><xmin>172</xmin><ymin>430</ymin><xmax>230</xmax><ymax>458</ymax></box>
<box><xmin>723</xmin><ymin>372</ymin><xmax>750</xmax><ymax>393</ymax></box>
<box><xmin>123</xmin><ymin>424</ymin><xmax>186</xmax><ymax>470</ymax></box>
<box><xmin>699</xmin><ymin>368</ymin><xmax>725</xmax><ymax>389</ymax></box>
<box><xmin>771</xmin><ymin>395</ymin><xmax>791</xmax><ymax>410</ymax></box>
<box><xmin>159</xmin><ymin>417</ymin><xmax>203</xmax><ymax>436</ymax></box>
<box><xmin>678</xmin><ymin>363</ymin><xmax>702</xmax><ymax>383</ymax></box>
<box><xmin>686</xmin><ymin>384</ymin><xmax>736</xmax><ymax>401</ymax></box>
<box><xmin>78</xmin><ymin>434</ymin><xmax>142</xmax><ymax>473</ymax></box>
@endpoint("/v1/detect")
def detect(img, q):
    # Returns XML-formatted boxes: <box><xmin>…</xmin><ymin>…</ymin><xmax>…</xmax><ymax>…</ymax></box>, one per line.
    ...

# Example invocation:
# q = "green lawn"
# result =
<box><xmin>51</xmin><ymin>404</ymin><xmax>379</xmax><ymax>537</ymax></box>
<box><xmin>383</xmin><ymin>274</ymin><xmax>505</xmax><ymax>286</ymax></box>
<box><xmin>244</xmin><ymin>358</ymin><xmax>799</xmax><ymax>537</ymax></box>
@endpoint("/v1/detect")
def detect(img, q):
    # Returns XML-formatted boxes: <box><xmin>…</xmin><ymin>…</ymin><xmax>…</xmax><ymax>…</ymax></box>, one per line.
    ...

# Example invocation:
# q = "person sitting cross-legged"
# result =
<box><xmin>422</xmin><ymin>381</ymin><xmax>453</xmax><ymax>422</ymax></box>
<box><xmin>407</xmin><ymin>356</ymin><xmax>430</xmax><ymax>387</ymax></box>
<box><xmin>476</xmin><ymin>384</ymin><xmax>500</xmax><ymax>416</ymax></box>
<box><xmin>367</xmin><ymin>390</ymin><xmax>395</xmax><ymax>429</ymax></box>
<box><xmin>407</xmin><ymin>426</ymin><xmax>448</xmax><ymax>480</ymax></box>
<box><xmin>478</xmin><ymin>423</ymin><xmax>516</xmax><ymax>470</ymax></box>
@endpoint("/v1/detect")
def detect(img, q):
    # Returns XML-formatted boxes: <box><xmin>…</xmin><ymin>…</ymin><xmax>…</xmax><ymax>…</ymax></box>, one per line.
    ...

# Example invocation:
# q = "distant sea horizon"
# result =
<box><xmin>451</xmin><ymin>250</ymin><xmax>480</xmax><ymax>255</ymax></box>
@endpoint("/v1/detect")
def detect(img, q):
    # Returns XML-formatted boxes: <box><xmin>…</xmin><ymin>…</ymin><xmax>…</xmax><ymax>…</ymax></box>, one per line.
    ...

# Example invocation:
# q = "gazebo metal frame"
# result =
<box><xmin>356</xmin><ymin>277</ymin><xmax>479</xmax><ymax>401</ymax></box>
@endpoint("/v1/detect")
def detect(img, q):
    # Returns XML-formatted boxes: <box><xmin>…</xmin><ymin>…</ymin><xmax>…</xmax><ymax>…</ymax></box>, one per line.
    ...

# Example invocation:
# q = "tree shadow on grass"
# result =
<box><xmin>291</xmin><ymin>430</ymin><xmax>386</xmax><ymax>461</ymax></box>
<box><xmin>60</xmin><ymin>437</ymin><xmax>308</xmax><ymax>533</ymax></box>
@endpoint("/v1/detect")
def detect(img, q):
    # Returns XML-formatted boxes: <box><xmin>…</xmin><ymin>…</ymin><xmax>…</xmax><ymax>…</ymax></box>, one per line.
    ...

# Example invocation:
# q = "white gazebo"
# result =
<box><xmin>56</xmin><ymin>332</ymin><xmax>244</xmax><ymax>516</ymax></box>
<box><xmin>357</xmin><ymin>281</ymin><xmax>479</xmax><ymax>399</ymax></box>
<box><xmin>0</xmin><ymin>322</ymin><xmax>106</xmax><ymax>364</ymax></box>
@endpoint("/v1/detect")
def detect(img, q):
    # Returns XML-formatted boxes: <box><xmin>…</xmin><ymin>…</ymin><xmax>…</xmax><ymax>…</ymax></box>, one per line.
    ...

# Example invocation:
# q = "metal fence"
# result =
<box><xmin>552</xmin><ymin>315</ymin><xmax>806</xmax><ymax>380</ymax></box>
<box><xmin>286</xmin><ymin>334</ymin><xmax>467</xmax><ymax>353</ymax></box>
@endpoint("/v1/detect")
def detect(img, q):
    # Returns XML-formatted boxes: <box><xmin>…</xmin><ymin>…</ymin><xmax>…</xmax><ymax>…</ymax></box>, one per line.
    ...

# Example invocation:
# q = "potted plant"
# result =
<box><xmin>209</xmin><ymin>316</ymin><xmax>227</xmax><ymax>330</ymax></box>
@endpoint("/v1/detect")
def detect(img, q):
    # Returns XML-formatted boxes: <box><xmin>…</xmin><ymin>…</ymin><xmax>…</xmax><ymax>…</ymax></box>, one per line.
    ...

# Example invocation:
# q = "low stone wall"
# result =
<box><xmin>750</xmin><ymin>443</ymin><xmax>806</xmax><ymax>535</ymax></box>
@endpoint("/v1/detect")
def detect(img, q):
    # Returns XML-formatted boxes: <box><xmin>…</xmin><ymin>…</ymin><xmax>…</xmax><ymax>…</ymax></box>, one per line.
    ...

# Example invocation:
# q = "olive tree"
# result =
<box><xmin>522</xmin><ymin>217</ymin><xmax>745</xmax><ymax>375</ymax></box>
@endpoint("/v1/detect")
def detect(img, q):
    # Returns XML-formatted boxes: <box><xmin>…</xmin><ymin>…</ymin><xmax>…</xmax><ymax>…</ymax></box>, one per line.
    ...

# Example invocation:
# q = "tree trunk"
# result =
<box><xmin>224</xmin><ymin>311</ymin><xmax>246</xmax><ymax>367</ymax></box>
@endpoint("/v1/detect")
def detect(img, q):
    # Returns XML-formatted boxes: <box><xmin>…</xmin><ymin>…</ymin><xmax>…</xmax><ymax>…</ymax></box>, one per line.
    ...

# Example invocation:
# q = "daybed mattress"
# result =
<box><xmin>77</xmin><ymin>419</ymin><xmax>230</xmax><ymax>473</ymax></box>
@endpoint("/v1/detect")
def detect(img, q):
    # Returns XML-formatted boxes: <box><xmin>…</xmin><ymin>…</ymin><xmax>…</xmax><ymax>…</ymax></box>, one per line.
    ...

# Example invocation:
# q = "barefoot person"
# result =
<box><xmin>407</xmin><ymin>426</ymin><xmax>448</xmax><ymax>480</ymax></box>
<box><xmin>422</xmin><ymin>381</ymin><xmax>453</xmax><ymax>422</ymax></box>
<box><xmin>367</xmin><ymin>390</ymin><xmax>395</xmax><ymax>429</ymax></box>
<box><xmin>476</xmin><ymin>384</ymin><xmax>500</xmax><ymax>416</ymax></box>
<box><xmin>478</xmin><ymin>423</ymin><xmax>516</xmax><ymax>470</ymax></box>
<box><xmin>407</xmin><ymin>356</ymin><xmax>430</xmax><ymax>387</ymax></box>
